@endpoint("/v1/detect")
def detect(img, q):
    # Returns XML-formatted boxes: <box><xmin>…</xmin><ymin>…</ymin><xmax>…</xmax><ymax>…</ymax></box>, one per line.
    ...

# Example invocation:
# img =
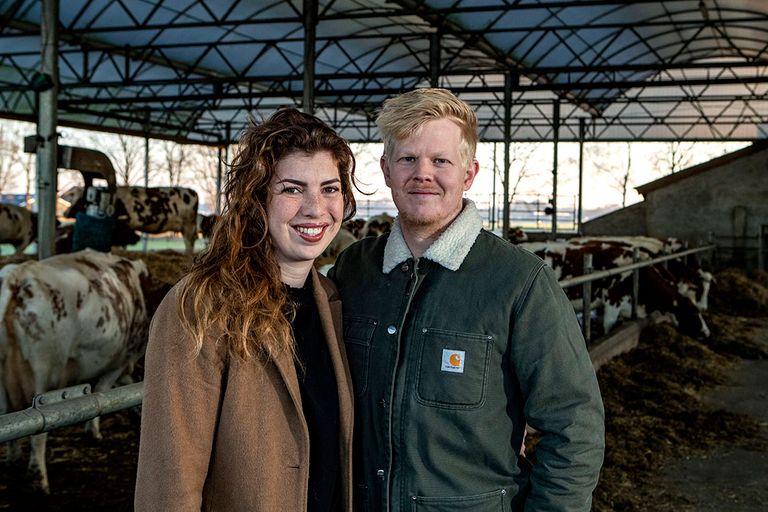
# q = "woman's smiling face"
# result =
<box><xmin>267</xmin><ymin>150</ymin><xmax>343</xmax><ymax>268</ymax></box>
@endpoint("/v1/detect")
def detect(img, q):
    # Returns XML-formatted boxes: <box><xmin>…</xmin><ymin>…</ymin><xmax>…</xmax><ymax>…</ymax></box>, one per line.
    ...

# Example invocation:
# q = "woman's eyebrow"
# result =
<box><xmin>275</xmin><ymin>178</ymin><xmax>307</xmax><ymax>186</ymax></box>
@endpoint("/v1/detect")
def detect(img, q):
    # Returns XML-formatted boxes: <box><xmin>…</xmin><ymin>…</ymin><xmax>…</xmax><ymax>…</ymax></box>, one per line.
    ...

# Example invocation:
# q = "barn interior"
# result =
<box><xmin>1</xmin><ymin>1</ymin><xmax>767</xmax><ymax>510</ymax></box>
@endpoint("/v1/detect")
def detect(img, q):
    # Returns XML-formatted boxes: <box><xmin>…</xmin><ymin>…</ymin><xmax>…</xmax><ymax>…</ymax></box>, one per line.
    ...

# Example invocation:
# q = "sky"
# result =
<box><xmin>0</xmin><ymin>117</ymin><xmax>750</xmax><ymax>224</ymax></box>
<box><xmin>350</xmin><ymin>139</ymin><xmax>749</xmax><ymax>215</ymax></box>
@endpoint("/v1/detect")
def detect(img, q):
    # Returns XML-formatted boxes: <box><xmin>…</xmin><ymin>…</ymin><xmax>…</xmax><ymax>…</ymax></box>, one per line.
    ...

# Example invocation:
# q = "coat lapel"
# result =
<box><xmin>311</xmin><ymin>269</ymin><xmax>354</xmax><ymax>509</ymax></box>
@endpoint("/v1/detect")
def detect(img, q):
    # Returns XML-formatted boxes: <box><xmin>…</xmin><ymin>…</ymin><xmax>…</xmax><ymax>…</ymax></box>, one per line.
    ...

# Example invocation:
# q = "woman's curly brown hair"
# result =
<box><xmin>179</xmin><ymin>108</ymin><xmax>357</xmax><ymax>361</ymax></box>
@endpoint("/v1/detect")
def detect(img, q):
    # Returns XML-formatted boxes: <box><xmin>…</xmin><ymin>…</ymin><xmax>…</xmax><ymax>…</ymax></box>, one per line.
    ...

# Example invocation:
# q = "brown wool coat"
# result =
<box><xmin>134</xmin><ymin>269</ymin><xmax>353</xmax><ymax>511</ymax></box>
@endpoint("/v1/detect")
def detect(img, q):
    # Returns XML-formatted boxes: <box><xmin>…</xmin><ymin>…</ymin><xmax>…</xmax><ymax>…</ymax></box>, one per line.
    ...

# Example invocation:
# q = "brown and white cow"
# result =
<box><xmin>0</xmin><ymin>203</ymin><xmax>37</xmax><ymax>255</ymax></box>
<box><xmin>518</xmin><ymin>239</ymin><xmax>710</xmax><ymax>338</ymax></box>
<box><xmin>507</xmin><ymin>226</ymin><xmax>529</xmax><ymax>243</ymax></box>
<box><xmin>315</xmin><ymin>227</ymin><xmax>358</xmax><ymax>273</ymax></box>
<box><xmin>0</xmin><ymin>250</ymin><xmax>169</xmax><ymax>493</ymax></box>
<box><xmin>343</xmin><ymin>218</ymin><xmax>366</xmax><ymax>239</ymax></box>
<box><xmin>314</xmin><ymin>214</ymin><xmax>396</xmax><ymax>274</ymax></box>
<box><xmin>361</xmin><ymin>213</ymin><xmax>395</xmax><ymax>238</ymax></box>
<box><xmin>568</xmin><ymin>236</ymin><xmax>713</xmax><ymax>311</ymax></box>
<box><xmin>64</xmin><ymin>186</ymin><xmax>199</xmax><ymax>255</ymax></box>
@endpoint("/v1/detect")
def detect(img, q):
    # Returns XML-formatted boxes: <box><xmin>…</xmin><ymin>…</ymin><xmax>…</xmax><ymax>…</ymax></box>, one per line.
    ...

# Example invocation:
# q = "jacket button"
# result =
<box><xmin>401</xmin><ymin>263</ymin><xmax>409</xmax><ymax>272</ymax></box>
<box><xmin>376</xmin><ymin>469</ymin><xmax>385</xmax><ymax>479</ymax></box>
<box><xmin>387</xmin><ymin>325</ymin><xmax>397</xmax><ymax>335</ymax></box>
<box><xmin>378</xmin><ymin>398</ymin><xmax>387</xmax><ymax>408</ymax></box>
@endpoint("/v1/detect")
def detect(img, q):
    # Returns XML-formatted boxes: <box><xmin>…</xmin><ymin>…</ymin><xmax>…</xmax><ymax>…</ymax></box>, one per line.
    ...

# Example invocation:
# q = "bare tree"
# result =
<box><xmin>187</xmin><ymin>145</ymin><xmax>221</xmax><ymax>213</ymax></box>
<box><xmin>113</xmin><ymin>134</ymin><xmax>143</xmax><ymax>185</ymax></box>
<box><xmin>83</xmin><ymin>132</ymin><xmax>145</xmax><ymax>186</ymax></box>
<box><xmin>653</xmin><ymin>141</ymin><xmax>696</xmax><ymax>174</ymax></box>
<box><xmin>586</xmin><ymin>142</ymin><xmax>634</xmax><ymax>207</ymax></box>
<box><xmin>507</xmin><ymin>142</ymin><xmax>540</xmax><ymax>202</ymax></box>
<box><xmin>0</xmin><ymin>123</ymin><xmax>24</xmax><ymax>194</ymax></box>
<box><xmin>23</xmin><ymin>153</ymin><xmax>34</xmax><ymax>208</ymax></box>
<box><xmin>159</xmin><ymin>140</ymin><xmax>189</xmax><ymax>186</ymax></box>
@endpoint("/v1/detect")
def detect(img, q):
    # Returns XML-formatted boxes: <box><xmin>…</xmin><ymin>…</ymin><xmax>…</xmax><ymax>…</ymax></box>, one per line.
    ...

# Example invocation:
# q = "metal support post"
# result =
<box><xmin>36</xmin><ymin>0</ymin><xmax>59</xmax><ymax>259</ymax></box>
<box><xmin>582</xmin><ymin>253</ymin><xmax>593</xmax><ymax>345</ymax></box>
<box><xmin>632</xmin><ymin>247</ymin><xmax>640</xmax><ymax>320</ymax></box>
<box><xmin>491</xmin><ymin>143</ymin><xmax>497</xmax><ymax>231</ymax></box>
<box><xmin>502</xmin><ymin>73</ymin><xmax>512</xmax><ymax>240</ymax></box>
<box><xmin>142</xmin><ymin>135</ymin><xmax>149</xmax><ymax>252</ymax></box>
<box><xmin>302</xmin><ymin>0</ymin><xmax>317</xmax><ymax>114</ymax></box>
<box><xmin>216</xmin><ymin>146</ymin><xmax>223</xmax><ymax>214</ymax></box>
<box><xmin>577</xmin><ymin>118</ymin><xmax>585</xmax><ymax>234</ymax></box>
<box><xmin>430</xmin><ymin>32</ymin><xmax>441</xmax><ymax>87</ymax></box>
<box><xmin>551</xmin><ymin>99</ymin><xmax>560</xmax><ymax>240</ymax></box>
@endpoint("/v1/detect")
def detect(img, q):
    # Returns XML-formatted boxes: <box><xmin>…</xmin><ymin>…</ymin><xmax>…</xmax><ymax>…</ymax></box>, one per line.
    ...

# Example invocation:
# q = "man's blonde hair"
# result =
<box><xmin>376</xmin><ymin>88</ymin><xmax>478</xmax><ymax>167</ymax></box>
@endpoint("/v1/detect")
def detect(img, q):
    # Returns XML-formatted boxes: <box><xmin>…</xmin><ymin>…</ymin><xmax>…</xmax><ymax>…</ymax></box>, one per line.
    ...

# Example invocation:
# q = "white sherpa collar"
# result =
<box><xmin>382</xmin><ymin>199</ymin><xmax>483</xmax><ymax>273</ymax></box>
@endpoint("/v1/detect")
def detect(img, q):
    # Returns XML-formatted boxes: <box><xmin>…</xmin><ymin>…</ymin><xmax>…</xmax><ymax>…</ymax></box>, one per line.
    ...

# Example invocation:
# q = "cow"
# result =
<box><xmin>64</xmin><ymin>186</ymin><xmax>199</xmax><ymax>255</ymax></box>
<box><xmin>518</xmin><ymin>239</ymin><xmax>710</xmax><ymax>338</ymax></box>
<box><xmin>315</xmin><ymin>227</ymin><xmax>358</xmax><ymax>273</ymax></box>
<box><xmin>315</xmin><ymin>215</ymin><xmax>395</xmax><ymax>274</ymax></box>
<box><xmin>343</xmin><ymin>218</ymin><xmax>366</xmax><ymax>239</ymax></box>
<box><xmin>361</xmin><ymin>213</ymin><xmax>395</xmax><ymax>238</ymax></box>
<box><xmin>568</xmin><ymin>235</ymin><xmax>713</xmax><ymax>311</ymax></box>
<box><xmin>0</xmin><ymin>203</ymin><xmax>37</xmax><ymax>255</ymax></box>
<box><xmin>0</xmin><ymin>250</ymin><xmax>170</xmax><ymax>493</ymax></box>
<box><xmin>196</xmin><ymin>213</ymin><xmax>219</xmax><ymax>240</ymax></box>
<box><xmin>507</xmin><ymin>226</ymin><xmax>529</xmax><ymax>243</ymax></box>
<box><xmin>599</xmin><ymin>263</ymin><xmax>711</xmax><ymax>339</ymax></box>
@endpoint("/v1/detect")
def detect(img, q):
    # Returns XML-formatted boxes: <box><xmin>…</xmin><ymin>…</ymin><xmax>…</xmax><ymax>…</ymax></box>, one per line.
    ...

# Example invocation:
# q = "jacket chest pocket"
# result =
<box><xmin>415</xmin><ymin>328</ymin><xmax>492</xmax><ymax>409</ymax></box>
<box><xmin>343</xmin><ymin>316</ymin><xmax>377</xmax><ymax>396</ymax></box>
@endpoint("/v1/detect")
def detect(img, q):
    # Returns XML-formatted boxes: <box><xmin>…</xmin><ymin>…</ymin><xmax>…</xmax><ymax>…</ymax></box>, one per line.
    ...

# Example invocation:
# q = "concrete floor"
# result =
<box><xmin>656</xmin><ymin>350</ymin><xmax>768</xmax><ymax>511</ymax></box>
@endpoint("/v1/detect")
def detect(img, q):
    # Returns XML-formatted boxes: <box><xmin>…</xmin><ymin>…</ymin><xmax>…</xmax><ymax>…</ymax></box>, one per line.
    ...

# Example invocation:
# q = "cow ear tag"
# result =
<box><xmin>441</xmin><ymin>349</ymin><xmax>465</xmax><ymax>373</ymax></box>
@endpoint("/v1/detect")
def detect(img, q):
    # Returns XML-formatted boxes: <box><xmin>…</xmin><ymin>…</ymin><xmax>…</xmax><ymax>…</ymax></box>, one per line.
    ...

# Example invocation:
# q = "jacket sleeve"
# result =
<box><xmin>134</xmin><ymin>284</ymin><xmax>226</xmax><ymax>511</ymax></box>
<box><xmin>509</xmin><ymin>264</ymin><xmax>605</xmax><ymax>512</ymax></box>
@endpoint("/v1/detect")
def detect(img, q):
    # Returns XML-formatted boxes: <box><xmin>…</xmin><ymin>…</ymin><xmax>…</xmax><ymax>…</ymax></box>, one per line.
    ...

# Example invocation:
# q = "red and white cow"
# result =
<box><xmin>64</xmin><ymin>186</ymin><xmax>199</xmax><ymax>255</ymax></box>
<box><xmin>507</xmin><ymin>226</ymin><xmax>529</xmax><ymax>244</ymax></box>
<box><xmin>0</xmin><ymin>203</ymin><xmax>37</xmax><ymax>255</ymax></box>
<box><xmin>568</xmin><ymin>236</ymin><xmax>713</xmax><ymax>311</ymax></box>
<box><xmin>518</xmin><ymin>239</ymin><xmax>710</xmax><ymax>338</ymax></box>
<box><xmin>0</xmin><ymin>250</ymin><xmax>169</xmax><ymax>493</ymax></box>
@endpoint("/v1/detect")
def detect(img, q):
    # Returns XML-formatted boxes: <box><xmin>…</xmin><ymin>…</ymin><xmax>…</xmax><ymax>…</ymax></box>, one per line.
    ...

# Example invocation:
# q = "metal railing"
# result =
<box><xmin>0</xmin><ymin>382</ymin><xmax>143</xmax><ymax>443</ymax></box>
<box><xmin>0</xmin><ymin>244</ymin><xmax>715</xmax><ymax>443</ymax></box>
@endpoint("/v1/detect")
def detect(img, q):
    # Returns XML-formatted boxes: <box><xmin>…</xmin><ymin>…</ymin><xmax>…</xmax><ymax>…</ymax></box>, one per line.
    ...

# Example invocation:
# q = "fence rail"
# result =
<box><xmin>0</xmin><ymin>245</ymin><xmax>716</xmax><ymax>443</ymax></box>
<box><xmin>0</xmin><ymin>383</ymin><xmax>143</xmax><ymax>443</ymax></box>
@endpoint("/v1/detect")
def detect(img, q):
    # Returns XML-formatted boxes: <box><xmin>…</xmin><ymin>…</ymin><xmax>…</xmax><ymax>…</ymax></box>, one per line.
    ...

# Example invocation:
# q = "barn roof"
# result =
<box><xmin>636</xmin><ymin>137</ymin><xmax>768</xmax><ymax>195</ymax></box>
<box><xmin>1</xmin><ymin>0</ymin><xmax>767</xmax><ymax>145</ymax></box>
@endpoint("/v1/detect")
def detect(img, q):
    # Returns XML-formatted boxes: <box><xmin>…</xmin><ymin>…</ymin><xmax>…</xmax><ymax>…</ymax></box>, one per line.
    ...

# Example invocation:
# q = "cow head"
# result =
<box><xmin>362</xmin><ymin>213</ymin><xmax>394</xmax><ymax>238</ymax></box>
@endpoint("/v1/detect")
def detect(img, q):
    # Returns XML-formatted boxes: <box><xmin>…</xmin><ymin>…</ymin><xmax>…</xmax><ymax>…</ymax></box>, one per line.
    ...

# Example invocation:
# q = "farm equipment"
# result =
<box><xmin>24</xmin><ymin>136</ymin><xmax>118</xmax><ymax>252</ymax></box>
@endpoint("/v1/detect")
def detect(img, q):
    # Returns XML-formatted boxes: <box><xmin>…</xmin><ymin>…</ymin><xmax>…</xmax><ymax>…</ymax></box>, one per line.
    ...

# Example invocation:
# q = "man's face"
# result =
<box><xmin>381</xmin><ymin>118</ymin><xmax>478</xmax><ymax>236</ymax></box>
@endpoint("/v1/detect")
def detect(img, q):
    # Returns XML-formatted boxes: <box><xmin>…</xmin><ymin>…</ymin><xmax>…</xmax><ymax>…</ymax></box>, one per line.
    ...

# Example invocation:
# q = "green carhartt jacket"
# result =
<box><xmin>329</xmin><ymin>201</ymin><xmax>604</xmax><ymax>512</ymax></box>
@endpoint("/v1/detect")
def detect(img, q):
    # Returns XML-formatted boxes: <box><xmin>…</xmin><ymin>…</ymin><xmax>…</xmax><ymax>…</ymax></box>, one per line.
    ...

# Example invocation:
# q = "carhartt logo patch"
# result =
<box><xmin>441</xmin><ymin>349</ymin><xmax>465</xmax><ymax>373</ymax></box>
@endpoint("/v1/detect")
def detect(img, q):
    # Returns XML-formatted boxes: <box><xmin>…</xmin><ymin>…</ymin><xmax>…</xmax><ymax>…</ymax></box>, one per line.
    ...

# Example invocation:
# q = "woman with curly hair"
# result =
<box><xmin>135</xmin><ymin>108</ymin><xmax>357</xmax><ymax>512</ymax></box>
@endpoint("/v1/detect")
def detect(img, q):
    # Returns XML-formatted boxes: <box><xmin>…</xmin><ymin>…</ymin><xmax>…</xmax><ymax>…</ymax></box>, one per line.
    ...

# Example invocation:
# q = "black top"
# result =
<box><xmin>288</xmin><ymin>277</ymin><xmax>341</xmax><ymax>512</ymax></box>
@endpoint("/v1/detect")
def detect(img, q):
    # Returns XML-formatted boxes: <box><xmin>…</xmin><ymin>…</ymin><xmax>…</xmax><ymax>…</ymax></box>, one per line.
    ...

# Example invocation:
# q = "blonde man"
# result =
<box><xmin>330</xmin><ymin>88</ymin><xmax>604</xmax><ymax>511</ymax></box>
